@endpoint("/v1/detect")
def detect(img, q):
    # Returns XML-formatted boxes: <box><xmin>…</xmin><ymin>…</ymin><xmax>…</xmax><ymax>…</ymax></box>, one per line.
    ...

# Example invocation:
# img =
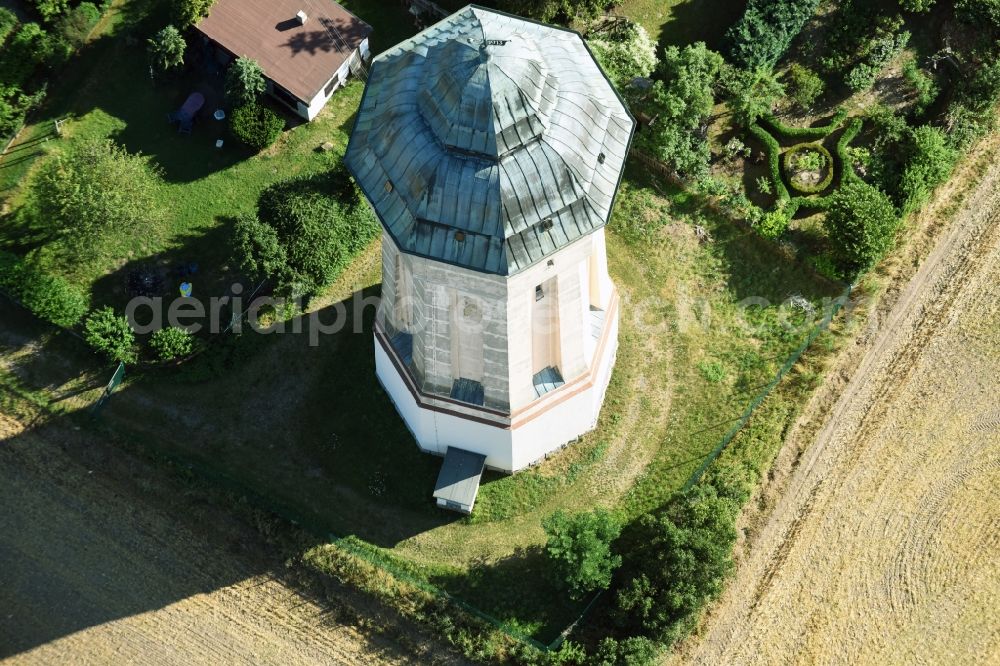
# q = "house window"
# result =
<box><xmin>324</xmin><ymin>77</ymin><xmax>338</xmax><ymax>97</ymax></box>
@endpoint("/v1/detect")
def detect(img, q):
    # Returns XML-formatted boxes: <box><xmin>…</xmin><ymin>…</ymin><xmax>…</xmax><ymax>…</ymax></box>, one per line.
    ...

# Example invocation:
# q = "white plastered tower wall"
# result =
<box><xmin>346</xmin><ymin>6</ymin><xmax>635</xmax><ymax>474</ymax></box>
<box><xmin>375</xmin><ymin>228</ymin><xmax>619</xmax><ymax>472</ymax></box>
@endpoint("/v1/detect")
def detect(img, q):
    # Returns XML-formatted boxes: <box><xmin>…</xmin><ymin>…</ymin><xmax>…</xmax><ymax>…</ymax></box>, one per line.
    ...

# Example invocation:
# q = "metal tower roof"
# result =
<box><xmin>344</xmin><ymin>5</ymin><xmax>634</xmax><ymax>275</ymax></box>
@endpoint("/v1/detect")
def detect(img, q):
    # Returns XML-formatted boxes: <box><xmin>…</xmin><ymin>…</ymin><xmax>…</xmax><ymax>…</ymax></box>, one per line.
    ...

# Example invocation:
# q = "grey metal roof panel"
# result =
<box><xmin>433</xmin><ymin>447</ymin><xmax>487</xmax><ymax>509</ymax></box>
<box><xmin>344</xmin><ymin>4</ymin><xmax>634</xmax><ymax>276</ymax></box>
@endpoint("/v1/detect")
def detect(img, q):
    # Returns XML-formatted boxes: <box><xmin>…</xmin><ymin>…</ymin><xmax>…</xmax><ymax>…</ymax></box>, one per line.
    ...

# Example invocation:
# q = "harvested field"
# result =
<box><xmin>0</xmin><ymin>414</ymin><xmax>465</xmax><ymax>665</ymax></box>
<box><xmin>671</xmin><ymin>136</ymin><xmax>1000</xmax><ymax>665</ymax></box>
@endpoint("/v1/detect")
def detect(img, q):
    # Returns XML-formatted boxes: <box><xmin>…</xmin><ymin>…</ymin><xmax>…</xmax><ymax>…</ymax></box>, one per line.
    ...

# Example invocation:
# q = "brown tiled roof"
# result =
<box><xmin>196</xmin><ymin>0</ymin><xmax>372</xmax><ymax>103</ymax></box>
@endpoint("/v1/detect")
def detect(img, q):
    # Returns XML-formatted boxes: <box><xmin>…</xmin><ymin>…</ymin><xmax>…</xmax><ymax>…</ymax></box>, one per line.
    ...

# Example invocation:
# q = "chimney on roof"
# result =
<box><xmin>296</xmin><ymin>10</ymin><xmax>307</xmax><ymax>24</ymax></box>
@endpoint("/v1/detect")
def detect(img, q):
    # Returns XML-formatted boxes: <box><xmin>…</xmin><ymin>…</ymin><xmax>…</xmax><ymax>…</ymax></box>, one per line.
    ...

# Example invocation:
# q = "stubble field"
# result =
<box><xmin>671</xmin><ymin>131</ymin><xmax>1000</xmax><ymax>665</ymax></box>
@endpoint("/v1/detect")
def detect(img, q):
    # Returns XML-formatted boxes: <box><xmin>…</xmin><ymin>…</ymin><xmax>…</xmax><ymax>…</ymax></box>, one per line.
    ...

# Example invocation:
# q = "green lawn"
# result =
<box><xmin>614</xmin><ymin>0</ymin><xmax>747</xmax><ymax>48</ymax></box>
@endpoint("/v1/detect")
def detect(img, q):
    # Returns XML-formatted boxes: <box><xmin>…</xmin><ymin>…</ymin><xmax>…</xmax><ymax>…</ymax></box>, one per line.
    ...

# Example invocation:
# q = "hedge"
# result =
<box><xmin>749</xmin><ymin>122</ymin><xmax>790</xmax><ymax>201</ymax></box>
<box><xmin>762</xmin><ymin>108</ymin><xmax>847</xmax><ymax>140</ymax></box>
<box><xmin>230</xmin><ymin>102</ymin><xmax>285</xmax><ymax>151</ymax></box>
<box><xmin>0</xmin><ymin>251</ymin><xmax>88</xmax><ymax>327</ymax></box>
<box><xmin>835</xmin><ymin>117</ymin><xmax>863</xmax><ymax>185</ymax></box>
<box><xmin>783</xmin><ymin>142</ymin><xmax>834</xmax><ymax>194</ymax></box>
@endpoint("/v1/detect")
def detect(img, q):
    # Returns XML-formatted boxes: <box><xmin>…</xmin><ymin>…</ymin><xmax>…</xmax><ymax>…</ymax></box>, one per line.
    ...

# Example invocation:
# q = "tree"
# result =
<box><xmin>726</xmin><ymin>0</ymin><xmax>821</xmax><ymax>69</ymax></box>
<box><xmin>722</xmin><ymin>66</ymin><xmax>785</xmax><ymax>126</ymax></box>
<box><xmin>147</xmin><ymin>25</ymin><xmax>186</xmax><ymax>73</ymax></box>
<box><xmin>824</xmin><ymin>181</ymin><xmax>899</xmax><ymax>277</ymax></box>
<box><xmin>31</xmin><ymin>139</ymin><xmax>164</xmax><ymax>251</ymax></box>
<box><xmin>150</xmin><ymin>326</ymin><xmax>194</xmax><ymax>361</ymax></box>
<box><xmin>170</xmin><ymin>0</ymin><xmax>215</xmax><ymax>28</ymax></box>
<box><xmin>633</xmin><ymin>43</ymin><xmax>724</xmax><ymax>178</ymax></box>
<box><xmin>591</xmin><ymin>637</ymin><xmax>659</xmax><ymax>666</ymax></box>
<box><xmin>225</xmin><ymin>56</ymin><xmax>265</xmax><ymax>106</ymax></box>
<box><xmin>543</xmin><ymin>508</ymin><xmax>622</xmax><ymax>598</ymax></box>
<box><xmin>786</xmin><ymin>63</ymin><xmax>824</xmax><ymax>110</ymax></box>
<box><xmin>587</xmin><ymin>19</ymin><xmax>657</xmax><ymax>89</ymax></box>
<box><xmin>615</xmin><ymin>484</ymin><xmax>737</xmax><ymax>644</ymax></box>
<box><xmin>28</xmin><ymin>0</ymin><xmax>69</xmax><ymax>23</ymax></box>
<box><xmin>900</xmin><ymin>0</ymin><xmax>934</xmax><ymax>11</ymax></box>
<box><xmin>84</xmin><ymin>307</ymin><xmax>137</xmax><ymax>363</ymax></box>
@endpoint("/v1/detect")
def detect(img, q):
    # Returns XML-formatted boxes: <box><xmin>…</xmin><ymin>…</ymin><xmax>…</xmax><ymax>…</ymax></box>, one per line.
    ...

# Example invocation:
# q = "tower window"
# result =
<box><xmin>535</xmin><ymin>285</ymin><xmax>544</xmax><ymax>301</ymax></box>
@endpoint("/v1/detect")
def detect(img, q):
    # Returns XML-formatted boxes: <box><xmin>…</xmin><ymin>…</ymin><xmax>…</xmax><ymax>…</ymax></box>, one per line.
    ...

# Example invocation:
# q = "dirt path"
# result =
<box><xmin>670</xmin><ymin>143</ymin><xmax>1000</xmax><ymax>664</ymax></box>
<box><xmin>0</xmin><ymin>414</ymin><xmax>465</xmax><ymax>665</ymax></box>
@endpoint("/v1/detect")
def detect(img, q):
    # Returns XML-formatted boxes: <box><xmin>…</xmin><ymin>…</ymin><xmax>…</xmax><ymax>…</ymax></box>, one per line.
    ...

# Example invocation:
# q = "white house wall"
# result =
<box><xmin>294</xmin><ymin>38</ymin><xmax>370</xmax><ymax>121</ymax></box>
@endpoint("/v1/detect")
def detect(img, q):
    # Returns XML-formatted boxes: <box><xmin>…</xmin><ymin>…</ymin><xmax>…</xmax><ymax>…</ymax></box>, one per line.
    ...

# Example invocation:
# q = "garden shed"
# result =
<box><xmin>195</xmin><ymin>0</ymin><xmax>372</xmax><ymax>120</ymax></box>
<box><xmin>345</xmin><ymin>5</ymin><xmax>634</xmax><ymax>491</ymax></box>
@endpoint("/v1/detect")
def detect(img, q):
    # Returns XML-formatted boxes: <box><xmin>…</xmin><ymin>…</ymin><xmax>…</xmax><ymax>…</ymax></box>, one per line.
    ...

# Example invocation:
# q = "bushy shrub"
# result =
<box><xmin>229</xmin><ymin>103</ymin><xmax>284</xmax><ymax>151</ymax></box>
<box><xmin>58</xmin><ymin>2</ymin><xmax>99</xmax><ymax>47</ymax></box>
<box><xmin>31</xmin><ymin>138</ymin><xmax>164</xmax><ymax>250</ymax></box>
<box><xmin>84</xmin><ymin>306</ymin><xmax>137</xmax><ymax>363</ymax></box>
<box><xmin>587</xmin><ymin>19</ymin><xmax>657</xmax><ymax>89</ymax></box>
<box><xmin>899</xmin><ymin>125</ymin><xmax>957</xmax><ymax>215</ymax></box>
<box><xmin>232</xmin><ymin>213</ymin><xmax>287</xmax><ymax>282</ymax></box>
<box><xmin>235</xmin><ymin>169</ymin><xmax>378</xmax><ymax>297</ymax></box>
<box><xmin>150</xmin><ymin>326</ymin><xmax>194</xmax><ymax>361</ymax></box>
<box><xmin>902</xmin><ymin>59</ymin><xmax>938</xmax><ymax>116</ymax></box>
<box><xmin>147</xmin><ymin>24</ymin><xmax>185</xmax><ymax>73</ymax></box>
<box><xmin>614</xmin><ymin>484</ymin><xmax>738</xmax><ymax>645</ymax></box>
<box><xmin>844</xmin><ymin>31</ymin><xmax>910</xmax><ymax>92</ymax></box>
<box><xmin>786</xmin><ymin>63</ymin><xmax>824</xmax><ymax>110</ymax></box>
<box><xmin>225</xmin><ymin>56</ymin><xmax>265</xmax><ymax>106</ymax></box>
<box><xmin>825</xmin><ymin>181</ymin><xmax>899</xmax><ymax>277</ymax></box>
<box><xmin>591</xmin><ymin>636</ymin><xmax>659</xmax><ymax>666</ymax></box>
<box><xmin>0</xmin><ymin>251</ymin><xmax>88</xmax><ymax>327</ymax></box>
<box><xmin>543</xmin><ymin>509</ymin><xmax>622</xmax><ymax>599</ymax></box>
<box><xmin>726</xmin><ymin>0</ymin><xmax>821</xmax><ymax>69</ymax></box>
<box><xmin>756</xmin><ymin>206</ymin><xmax>792</xmax><ymax>239</ymax></box>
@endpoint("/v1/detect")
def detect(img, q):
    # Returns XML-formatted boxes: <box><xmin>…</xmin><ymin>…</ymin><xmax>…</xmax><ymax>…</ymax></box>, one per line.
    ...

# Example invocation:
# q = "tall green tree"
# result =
<box><xmin>615</xmin><ymin>484</ymin><xmax>737</xmax><ymax>645</ymax></box>
<box><xmin>225</xmin><ymin>56</ymin><xmax>266</xmax><ymax>106</ymax></box>
<box><xmin>543</xmin><ymin>508</ymin><xmax>622</xmax><ymax>599</ymax></box>
<box><xmin>587</xmin><ymin>19</ymin><xmax>657</xmax><ymax>89</ymax></box>
<box><xmin>31</xmin><ymin>139</ymin><xmax>164</xmax><ymax>251</ymax></box>
<box><xmin>722</xmin><ymin>66</ymin><xmax>785</xmax><ymax>126</ymax></box>
<box><xmin>171</xmin><ymin>0</ymin><xmax>215</xmax><ymax>28</ymax></box>
<box><xmin>499</xmin><ymin>0</ymin><xmax>621</xmax><ymax>24</ymax></box>
<box><xmin>634</xmin><ymin>43</ymin><xmax>724</xmax><ymax>178</ymax></box>
<box><xmin>148</xmin><ymin>25</ymin><xmax>186</xmax><ymax>73</ymax></box>
<box><xmin>726</xmin><ymin>0</ymin><xmax>821</xmax><ymax>69</ymax></box>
